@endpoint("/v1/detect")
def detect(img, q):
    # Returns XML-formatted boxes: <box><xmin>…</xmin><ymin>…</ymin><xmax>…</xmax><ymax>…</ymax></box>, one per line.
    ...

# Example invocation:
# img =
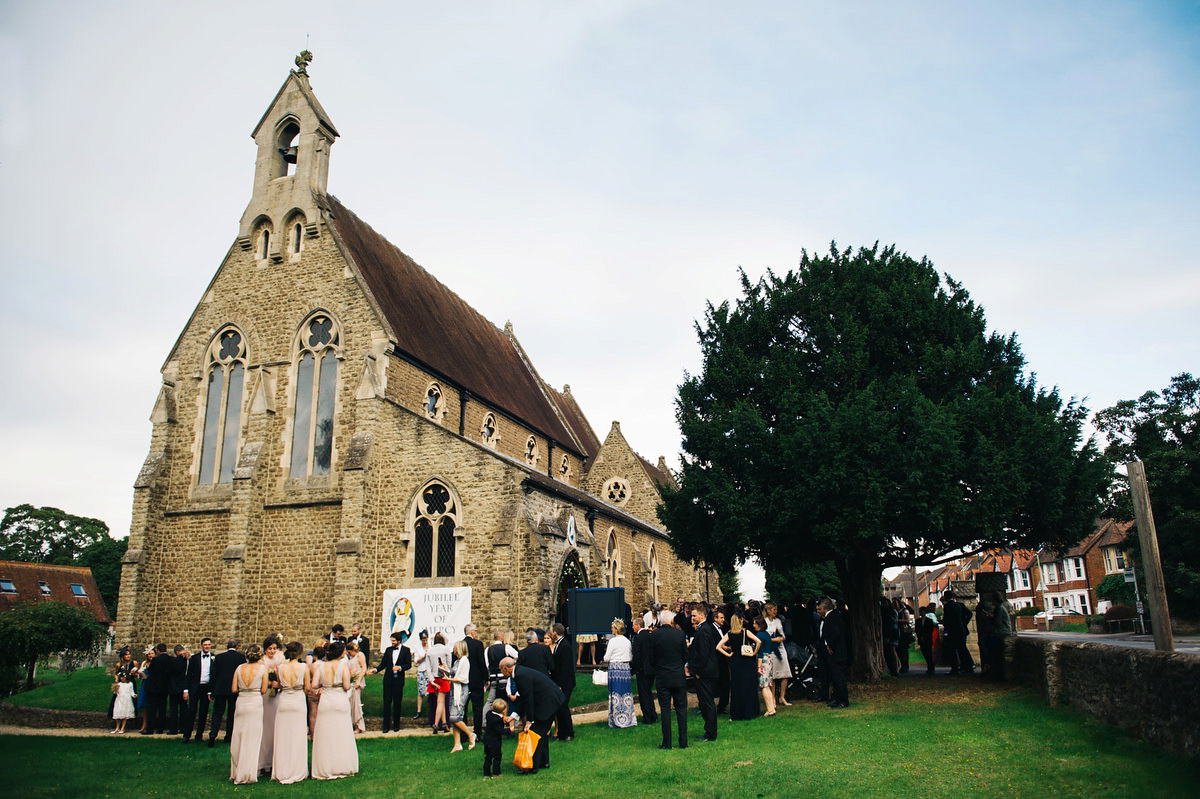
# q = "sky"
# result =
<box><xmin>2</xmin><ymin>1</ymin><xmax>1198</xmax><ymax>599</ymax></box>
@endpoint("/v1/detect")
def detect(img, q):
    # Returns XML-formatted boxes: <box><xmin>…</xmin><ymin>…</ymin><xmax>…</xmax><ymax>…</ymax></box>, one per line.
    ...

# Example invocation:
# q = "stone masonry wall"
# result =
<box><xmin>1010</xmin><ymin>636</ymin><xmax>1200</xmax><ymax>758</ymax></box>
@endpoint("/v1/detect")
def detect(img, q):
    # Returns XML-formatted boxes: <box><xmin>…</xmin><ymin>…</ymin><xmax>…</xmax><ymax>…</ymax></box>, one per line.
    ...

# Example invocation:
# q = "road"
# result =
<box><xmin>1018</xmin><ymin>630</ymin><xmax>1200</xmax><ymax>655</ymax></box>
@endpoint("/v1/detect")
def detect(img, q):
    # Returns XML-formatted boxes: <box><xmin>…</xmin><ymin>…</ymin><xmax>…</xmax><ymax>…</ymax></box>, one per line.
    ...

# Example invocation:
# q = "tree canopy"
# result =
<box><xmin>0</xmin><ymin>600</ymin><xmax>108</xmax><ymax>691</ymax></box>
<box><xmin>659</xmin><ymin>244</ymin><xmax>1108</xmax><ymax>678</ymax></box>
<box><xmin>1094</xmin><ymin>373</ymin><xmax>1200</xmax><ymax>618</ymax></box>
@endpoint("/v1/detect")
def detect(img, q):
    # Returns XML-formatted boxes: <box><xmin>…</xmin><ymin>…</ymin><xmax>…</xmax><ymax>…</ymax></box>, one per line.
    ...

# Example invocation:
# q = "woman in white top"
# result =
<box><xmin>447</xmin><ymin>640</ymin><xmax>477</xmax><ymax>752</ymax></box>
<box><xmin>603</xmin><ymin>619</ymin><xmax>636</xmax><ymax>728</ymax></box>
<box><xmin>411</xmin><ymin>630</ymin><xmax>430</xmax><ymax>720</ymax></box>
<box><xmin>426</xmin><ymin>633</ymin><xmax>453</xmax><ymax>732</ymax></box>
<box><xmin>764</xmin><ymin>602</ymin><xmax>792</xmax><ymax>706</ymax></box>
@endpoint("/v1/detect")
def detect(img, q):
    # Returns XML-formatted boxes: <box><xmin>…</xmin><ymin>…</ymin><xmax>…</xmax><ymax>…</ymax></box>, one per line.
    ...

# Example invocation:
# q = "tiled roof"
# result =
<box><xmin>325</xmin><ymin>194</ymin><xmax>582</xmax><ymax>454</ymax></box>
<box><xmin>0</xmin><ymin>560</ymin><xmax>112</xmax><ymax>623</ymax></box>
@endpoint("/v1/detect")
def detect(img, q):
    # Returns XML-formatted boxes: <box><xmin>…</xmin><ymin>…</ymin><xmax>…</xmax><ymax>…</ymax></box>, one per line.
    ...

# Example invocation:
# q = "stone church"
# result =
<box><xmin>115</xmin><ymin>60</ymin><xmax>716</xmax><ymax>649</ymax></box>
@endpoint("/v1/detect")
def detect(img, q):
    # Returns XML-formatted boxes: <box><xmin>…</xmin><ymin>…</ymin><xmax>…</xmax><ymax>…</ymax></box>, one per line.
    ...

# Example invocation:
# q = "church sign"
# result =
<box><xmin>381</xmin><ymin>587</ymin><xmax>473</xmax><ymax>652</ymax></box>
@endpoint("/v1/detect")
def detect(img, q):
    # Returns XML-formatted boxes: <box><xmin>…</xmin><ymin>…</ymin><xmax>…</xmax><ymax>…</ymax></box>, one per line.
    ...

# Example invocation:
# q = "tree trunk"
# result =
<box><xmin>24</xmin><ymin>659</ymin><xmax>37</xmax><ymax>692</ymax></box>
<box><xmin>841</xmin><ymin>552</ymin><xmax>883</xmax><ymax>683</ymax></box>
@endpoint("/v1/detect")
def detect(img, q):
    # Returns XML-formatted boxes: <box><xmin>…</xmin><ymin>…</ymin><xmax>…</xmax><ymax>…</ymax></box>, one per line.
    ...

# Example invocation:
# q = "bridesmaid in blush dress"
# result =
<box><xmin>258</xmin><ymin>635</ymin><xmax>284</xmax><ymax>777</ymax></box>
<box><xmin>230</xmin><ymin>645</ymin><xmax>268</xmax><ymax>784</ymax></box>
<box><xmin>311</xmin><ymin>642</ymin><xmax>358</xmax><ymax>780</ymax></box>
<box><xmin>272</xmin><ymin>641</ymin><xmax>310</xmax><ymax>784</ymax></box>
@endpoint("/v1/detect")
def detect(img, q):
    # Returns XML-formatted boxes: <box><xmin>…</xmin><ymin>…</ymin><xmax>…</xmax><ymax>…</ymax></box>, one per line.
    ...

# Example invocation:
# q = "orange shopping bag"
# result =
<box><xmin>513</xmin><ymin>729</ymin><xmax>540</xmax><ymax>772</ymax></box>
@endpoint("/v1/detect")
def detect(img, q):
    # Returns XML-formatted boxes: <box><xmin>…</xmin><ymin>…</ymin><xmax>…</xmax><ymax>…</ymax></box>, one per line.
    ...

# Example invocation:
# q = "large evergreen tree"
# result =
<box><xmin>659</xmin><ymin>244</ymin><xmax>1108</xmax><ymax>679</ymax></box>
<box><xmin>1094</xmin><ymin>373</ymin><xmax>1200</xmax><ymax>618</ymax></box>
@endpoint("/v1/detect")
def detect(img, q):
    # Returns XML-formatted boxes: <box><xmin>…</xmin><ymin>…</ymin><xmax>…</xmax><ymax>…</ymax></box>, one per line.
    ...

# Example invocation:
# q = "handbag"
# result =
<box><xmin>740</xmin><ymin>633</ymin><xmax>756</xmax><ymax>658</ymax></box>
<box><xmin>592</xmin><ymin>668</ymin><xmax>609</xmax><ymax>686</ymax></box>
<box><xmin>513</xmin><ymin>729</ymin><xmax>540</xmax><ymax>772</ymax></box>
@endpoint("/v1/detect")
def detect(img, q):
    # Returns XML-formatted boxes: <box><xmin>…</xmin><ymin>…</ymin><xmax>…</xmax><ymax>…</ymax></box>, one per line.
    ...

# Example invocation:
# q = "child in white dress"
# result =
<box><xmin>112</xmin><ymin>673</ymin><xmax>136</xmax><ymax>733</ymax></box>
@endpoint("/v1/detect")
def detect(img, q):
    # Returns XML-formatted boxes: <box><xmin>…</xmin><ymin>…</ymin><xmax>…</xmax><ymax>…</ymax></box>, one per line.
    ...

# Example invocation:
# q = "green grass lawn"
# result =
<box><xmin>3</xmin><ymin>676</ymin><xmax>1196</xmax><ymax>798</ymax></box>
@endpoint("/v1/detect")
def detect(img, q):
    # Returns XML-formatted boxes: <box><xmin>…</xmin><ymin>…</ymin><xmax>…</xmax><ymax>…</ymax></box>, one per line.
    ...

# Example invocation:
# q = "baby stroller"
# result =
<box><xmin>785</xmin><ymin>641</ymin><xmax>821</xmax><ymax>701</ymax></box>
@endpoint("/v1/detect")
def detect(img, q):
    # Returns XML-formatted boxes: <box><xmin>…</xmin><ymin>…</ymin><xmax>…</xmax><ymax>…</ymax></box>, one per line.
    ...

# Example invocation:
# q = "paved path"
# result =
<box><xmin>0</xmin><ymin>709</ymin><xmax>611</xmax><ymax>739</ymax></box>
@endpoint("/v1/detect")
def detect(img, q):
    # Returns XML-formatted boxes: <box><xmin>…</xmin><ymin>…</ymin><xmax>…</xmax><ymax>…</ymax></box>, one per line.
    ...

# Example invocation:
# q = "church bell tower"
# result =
<box><xmin>237</xmin><ymin>51</ymin><xmax>339</xmax><ymax>260</ymax></box>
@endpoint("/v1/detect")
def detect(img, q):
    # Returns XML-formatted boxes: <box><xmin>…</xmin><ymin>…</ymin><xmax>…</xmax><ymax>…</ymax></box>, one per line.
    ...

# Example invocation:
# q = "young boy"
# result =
<box><xmin>483</xmin><ymin>698</ymin><xmax>513</xmax><ymax>777</ymax></box>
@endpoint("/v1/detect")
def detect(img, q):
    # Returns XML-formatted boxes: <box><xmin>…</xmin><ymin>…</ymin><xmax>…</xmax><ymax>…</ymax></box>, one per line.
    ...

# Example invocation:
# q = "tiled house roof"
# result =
<box><xmin>0</xmin><ymin>560</ymin><xmax>112</xmax><ymax>624</ymax></box>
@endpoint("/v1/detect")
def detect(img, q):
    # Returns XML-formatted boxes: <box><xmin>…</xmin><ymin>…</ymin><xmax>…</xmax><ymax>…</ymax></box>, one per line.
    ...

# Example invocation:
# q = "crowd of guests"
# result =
<box><xmin>106</xmin><ymin>591</ymin><xmax>1010</xmax><ymax>782</ymax></box>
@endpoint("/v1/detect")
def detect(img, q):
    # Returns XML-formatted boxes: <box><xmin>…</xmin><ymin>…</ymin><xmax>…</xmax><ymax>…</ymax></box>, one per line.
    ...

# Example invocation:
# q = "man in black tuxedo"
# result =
<box><xmin>461</xmin><ymin>623</ymin><xmax>487</xmax><ymax>737</ymax></box>
<box><xmin>941</xmin><ymin>593</ymin><xmax>975</xmax><ymax>675</ymax></box>
<box><xmin>500</xmin><ymin>656</ymin><xmax>565</xmax><ymax>774</ymax></box>
<box><xmin>647</xmin><ymin>610</ymin><xmax>689</xmax><ymax>749</ymax></box>
<box><xmin>711</xmin><ymin>607</ymin><xmax>731</xmax><ymax>714</ymax></box>
<box><xmin>516</xmin><ymin>628</ymin><xmax>554</xmax><ymax>677</ymax></box>
<box><xmin>631</xmin><ymin>616</ymin><xmax>657</xmax><ymax>723</ymax></box>
<box><xmin>548</xmin><ymin>622</ymin><xmax>576</xmax><ymax>741</ymax></box>
<box><xmin>182</xmin><ymin>637</ymin><xmax>214</xmax><ymax>743</ymax></box>
<box><xmin>347</xmin><ymin>623</ymin><xmax>370</xmax><ymax>658</ymax></box>
<box><xmin>143</xmin><ymin>643</ymin><xmax>171</xmax><ymax>734</ymax></box>
<box><xmin>819</xmin><ymin>598</ymin><xmax>850</xmax><ymax>708</ymax></box>
<box><xmin>688</xmin><ymin>604</ymin><xmax>720</xmax><ymax>742</ymax></box>
<box><xmin>167</xmin><ymin>644</ymin><xmax>189</xmax><ymax>735</ymax></box>
<box><xmin>207</xmin><ymin>639</ymin><xmax>246</xmax><ymax>746</ymax></box>
<box><xmin>369</xmin><ymin>631</ymin><xmax>412</xmax><ymax>732</ymax></box>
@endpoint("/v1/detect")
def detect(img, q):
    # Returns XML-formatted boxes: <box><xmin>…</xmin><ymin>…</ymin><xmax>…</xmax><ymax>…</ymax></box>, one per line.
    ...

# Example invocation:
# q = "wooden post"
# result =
<box><xmin>1126</xmin><ymin>460</ymin><xmax>1174</xmax><ymax>652</ymax></box>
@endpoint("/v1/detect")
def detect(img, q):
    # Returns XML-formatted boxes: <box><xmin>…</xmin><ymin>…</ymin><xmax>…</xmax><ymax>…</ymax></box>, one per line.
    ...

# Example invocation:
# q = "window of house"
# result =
<box><xmin>1019</xmin><ymin>570</ymin><xmax>1030</xmax><ymax>589</ymax></box>
<box><xmin>412</xmin><ymin>481</ymin><xmax>458</xmax><ymax>579</ymax></box>
<box><xmin>0</xmin><ymin>579</ymin><xmax>15</xmax><ymax>593</ymax></box>
<box><xmin>1103</xmin><ymin>547</ymin><xmax>1126</xmax><ymax>573</ymax></box>
<box><xmin>290</xmin><ymin>314</ymin><xmax>339</xmax><ymax>477</ymax></box>
<box><xmin>604</xmin><ymin>477</ymin><xmax>630</xmax><ymax>505</ymax></box>
<box><xmin>1078</xmin><ymin>594</ymin><xmax>1090</xmax><ymax>615</ymax></box>
<box><xmin>1071</xmin><ymin>557</ymin><xmax>1084</xmax><ymax>579</ymax></box>
<box><xmin>70</xmin><ymin>583</ymin><xmax>86</xmax><ymax>597</ymax></box>
<box><xmin>38</xmin><ymin>581</ymin><xmax>51</xmax><ymax>596</ymax></box>
<box><xmin>424</xmin><ymin>383</ymin><xmax>445</xmax><ymax>423</ymax></box>
<box><xmin>197</xmin><ymin>328</ymin><xmax>247</xmax><ymax>485</ymax></box>
<box><xmin>1052</xmin><ymin>596</ymin><xmax>1061</xmax><ymax>608</ymax></box>
<box><xmin>480</xmin><ymin>413</ymin><xmax>497</xmax><ymax>447</ymax></box>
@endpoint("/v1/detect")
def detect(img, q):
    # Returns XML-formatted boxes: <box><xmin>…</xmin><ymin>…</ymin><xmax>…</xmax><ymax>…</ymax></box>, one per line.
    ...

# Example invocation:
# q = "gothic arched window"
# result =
<box><xmin>411</xmin><ymin>481</ymin><xmax>459</xmax><ymax>579</ymax></box>
<box><xmin>424</xmin><ymin>382</ymin><xmax>445</xmax><ymax>423</ymax></box>
<box><xmin>290</xmin><ymin>313</ymin><xmax>340</xmax><ymax>477</ymax></box>
<box><xmin>648</xmin><ymin>544</ymin><xmax>660</xmax><ymax>603</ymax></box>
<box><xmin>605</xmin><ymin>530</ymin><xmax>620</xmax><ymax>588</ymax></box>
<box><xmin>197</xmin><ymin>327</ymin><xmax>247</xmax><ymax>485</ymax></box>
<box><xmin>480</xmin><ymin>413</ymin><xmax>498</xmax><ymax>447</ymax></box>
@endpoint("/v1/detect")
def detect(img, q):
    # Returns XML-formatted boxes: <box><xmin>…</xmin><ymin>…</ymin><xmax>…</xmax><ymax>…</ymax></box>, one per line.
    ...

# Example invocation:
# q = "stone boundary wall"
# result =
<box><xmin>1009</xmin><ymin>636</ymin><xmax>1200</xmax><ymax>758</ymax></box>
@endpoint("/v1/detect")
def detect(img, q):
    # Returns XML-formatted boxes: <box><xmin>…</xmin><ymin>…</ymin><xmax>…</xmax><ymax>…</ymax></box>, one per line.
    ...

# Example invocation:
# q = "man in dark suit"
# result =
<box><xmin>688</xmin><ymin>604</ymin><xmax>720</xmax><ymax>742</ymax></box>
<box><xmin>207</xmin><ymin>639</ymin><xmax>246</xmax><ymax>746</ymax></box>
<box><xmin>369</xmin><ymin>631</ymin><xmax>412</xmax><ymax>732</ymax></box>
<box><xmin>167</xmin><ymin>644</ymin><xmax>189</xmax><ymax>735</ymax></box>
<box><xmin>182</xmin><ymin>637</ymin><xmax>214</xmax><ymax>743</ymax></box>
<box><xmin>347</xmin><ymin>623</ymin><xmax>370</xmax><ymax>659</ymax></box>
<box><xmin>631</xmin><ymin>616</ymin><xmax>657</xmax><ymax>723</ymax></box>
<box><xmin>711</xmin><ymin>607</ymin><xmax>731</xmax><ymax>714</ymax></box>
<box><xmin>462</xmin><ymin>623</ymin><xmax>487</xmax><ymax>737</ymax></box>
<box><xmin>548</xmin><ymin>622</ymin><xmax>576</xmax><ymax>741</ymax></box>
<box><xmin>941</xmin><ymin>592</ymin><xmax>975</xmax><ymax>675</ymax></box>
<box><xmin>500</xmin><ymin>656</ymin><xmax>565</xmax><ymax>774</ymax></box>
<box><xmin>516</xmin><ymin>628</ymin><xmax>555</xmax><ymax>677</ymax></box>
<box><xmin>647</xmin><ymin>610</ymin><xmax>689</xmax><ymax>749</ymax></box>
<box><xmin>819</xmin><ymin>597</ymin><xmax>849</xmax><ymax>708</ymax></box>
<box><xmin>142</xmin><ymin>643</ymin><xmax>171</xmax><ymax>734</ymax></box>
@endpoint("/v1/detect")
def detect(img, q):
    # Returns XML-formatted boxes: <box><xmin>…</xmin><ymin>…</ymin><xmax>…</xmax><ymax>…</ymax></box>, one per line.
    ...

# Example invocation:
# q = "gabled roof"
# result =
<box><xmin>324</xmin><ymin>194</ymin><xmax>582</xmax><ymax>454</ymax></box>
<box><xmin>0</xmin><ymin>560</ymin><xmax>112</xmax><ymax>624</ymax></box>
<box><xmin>251</xmin><ymin>71</ymin><xmax>339</xmax><ymax>139</ymax></box>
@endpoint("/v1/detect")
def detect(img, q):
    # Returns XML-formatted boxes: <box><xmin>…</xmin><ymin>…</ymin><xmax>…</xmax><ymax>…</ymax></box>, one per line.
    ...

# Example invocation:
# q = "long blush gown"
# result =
<box><xmin>230</xmin><ymin>666</ymin><xmax>265</xmax><ymax>784</ymax></box>
<box><xmin>311</xmin><ymin>660</ymin><xmax>358</xmax><ymax>779</ymax></box>
<box><xmin>272</xmin><ymin>661</ymin><xmax>309</xmax><ymax>784</ymax></box>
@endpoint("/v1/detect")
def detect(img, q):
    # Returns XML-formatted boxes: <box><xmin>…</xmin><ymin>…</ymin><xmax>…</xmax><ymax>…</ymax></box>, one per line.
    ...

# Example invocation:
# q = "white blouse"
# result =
<box><xmin>604</xmin><ymin>634</ymin><xmax>632</xmax><ymax>663</ymax></box>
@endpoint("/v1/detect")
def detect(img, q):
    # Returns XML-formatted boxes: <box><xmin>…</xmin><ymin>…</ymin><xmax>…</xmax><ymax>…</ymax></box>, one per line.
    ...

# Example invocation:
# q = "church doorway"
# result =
<box><xmin>553</xmin><ymin>550</ymin><xmax>588</xmax><ymax>627</ymax></box>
